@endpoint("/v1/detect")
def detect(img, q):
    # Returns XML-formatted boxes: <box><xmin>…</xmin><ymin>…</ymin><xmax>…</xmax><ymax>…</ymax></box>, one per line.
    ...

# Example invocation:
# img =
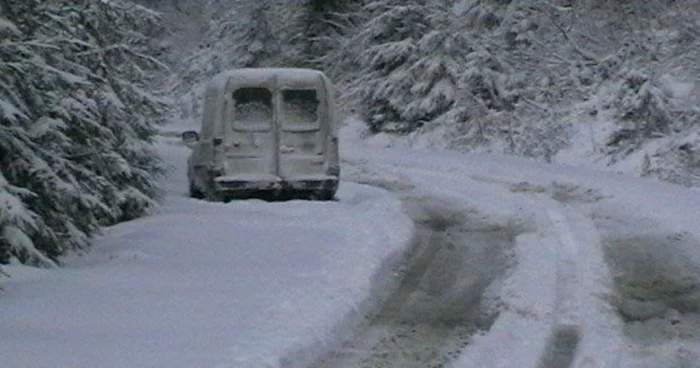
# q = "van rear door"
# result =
<box><xmin>224</xmin><ymin>86</ymin><xmax>278</xmax><ymax>180</ymax></box>
<box><xmin>278</xmin><ymin>85</ymin><xmax>327</xmax><ymax>180</ymax></box>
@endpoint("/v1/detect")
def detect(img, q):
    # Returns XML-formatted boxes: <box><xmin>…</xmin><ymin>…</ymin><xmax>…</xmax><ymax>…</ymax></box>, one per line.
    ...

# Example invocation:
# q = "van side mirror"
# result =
<box><xmin>182</xmin><ymin>130</ymin><xmax>199</xmax><ymax>146</ymax></box>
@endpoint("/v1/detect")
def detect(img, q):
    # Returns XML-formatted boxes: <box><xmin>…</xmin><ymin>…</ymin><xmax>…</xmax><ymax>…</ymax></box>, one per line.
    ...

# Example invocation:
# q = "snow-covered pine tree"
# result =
<box><xmin>228</xmin><ymin>3</ymin><xmax>281</xmax><ymax>68</ymax></box>
<box><xmin>0</xmin><ymin>0</ymin><xmax>169</xmax><ymax>268</ymax></box>
<box><xmin>172</xmin><ymin>0</ymin><xmax>287</xmax><ymax>121</ymax></box>
<box><xmin>286</xmin><ymin>0</ymin><xmax>362</xmax><ymax>69</ymax></box>
<box><xmin>338</xmin><ymin>1</ymin><xmax>471</xmax><ymax>133</ymax></box>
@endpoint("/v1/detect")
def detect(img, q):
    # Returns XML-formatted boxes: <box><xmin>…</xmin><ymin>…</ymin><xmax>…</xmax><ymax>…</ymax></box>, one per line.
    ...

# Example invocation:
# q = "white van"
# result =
<box><xmin>181</xmin><ymin>68</ymin><xmax>340</xmax><ymax>201</ymax></box>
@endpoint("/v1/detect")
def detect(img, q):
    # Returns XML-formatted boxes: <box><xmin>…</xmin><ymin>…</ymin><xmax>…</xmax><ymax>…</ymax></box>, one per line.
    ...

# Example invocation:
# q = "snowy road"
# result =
<box><xmin>2</xmin><ymin>122</ymin><xmax>700</xmax><ymax>368</ymax></box>
<box><xmin>337</xmin><ymin>123</ymin><xmax>700</xmax><ymax>368</ymax></box>
<box><xmin>310</xmin><ymin>195</ymin><xmax>520</xmax><ymax>368</ymax></box>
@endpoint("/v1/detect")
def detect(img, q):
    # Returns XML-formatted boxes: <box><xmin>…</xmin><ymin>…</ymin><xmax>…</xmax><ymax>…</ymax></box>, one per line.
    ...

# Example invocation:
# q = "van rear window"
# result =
<box><xmin>233</xmin><ymin>88</ymin><xmax>272</xmax><ymax>131</ymax></box>
<box><xmin>282</xmin><ymin>90</ymin><xmax>319</xmax><ymax>129</ymax></box>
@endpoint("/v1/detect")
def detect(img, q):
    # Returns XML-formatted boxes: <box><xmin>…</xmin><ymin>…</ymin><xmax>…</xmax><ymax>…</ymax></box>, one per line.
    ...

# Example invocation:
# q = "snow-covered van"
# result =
<box><xmin>181</xmin><ymin>68</ymin><xmax>340</xmax><ymax>201</ymax></box>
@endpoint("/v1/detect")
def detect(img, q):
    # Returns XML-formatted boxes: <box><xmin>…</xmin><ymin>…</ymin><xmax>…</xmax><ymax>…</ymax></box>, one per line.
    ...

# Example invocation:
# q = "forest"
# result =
<box><xmin>1</xmin><ymin>0</ymin><xmax>699</xmax><ymax>267</ymax></box>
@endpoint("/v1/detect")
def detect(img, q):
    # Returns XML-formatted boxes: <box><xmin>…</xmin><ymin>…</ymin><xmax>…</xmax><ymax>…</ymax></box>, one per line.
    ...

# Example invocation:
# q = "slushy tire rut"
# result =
<box><xmin>310</xmin><ymin>198</ymin><xmax>520</xmax><ymax>368</ymax></box>
<box><xmin>537</xmin><ymin>325</ymin><xmax>581</xmax><ymax>368</ymax></box>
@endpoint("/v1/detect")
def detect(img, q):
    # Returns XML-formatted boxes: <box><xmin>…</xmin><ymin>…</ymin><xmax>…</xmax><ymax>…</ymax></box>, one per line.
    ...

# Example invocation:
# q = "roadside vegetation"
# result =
<box><xmin>2</xmin><ymin>0</ymin><xmax>698</xmax><ymax>268</ymax></box>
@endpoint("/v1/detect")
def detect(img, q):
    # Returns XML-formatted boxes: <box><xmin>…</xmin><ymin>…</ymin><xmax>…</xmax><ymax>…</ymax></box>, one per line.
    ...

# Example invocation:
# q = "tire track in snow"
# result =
<box><xmin>538</xmin><ymin>325</ymin><xmax>581</xmax><ymax>368</ymax></box>
<box><xmin>511</xmin><ymin>182</ymin><xmax>613</xmax><ymax>368</ymax></box>
<box><xmin>519</xmin><ymin>184</ymin><xmax>621</xmax><ymax>368</ymax></box>
<box><xmin>308</xmin><ymin>197</ymin><xmax>521</xmax><ymax>368</ymax></box>
<box><xmin>346</xmin><ymin>164</ymin><xmax>587</xmax><ymax>368</ymax></box>
<box><xmin>539</xmin><ymin>189</ymin><xmax>700</xmax><ymax>367</ymax></box>
<box><xmin>536</xmin><ymin>208</ymin><xmax>582</xmax><ymax>368</ymax></box>
<box><xmin>343</xmin><ymin>148</ymin><xmax>700</xmax><ymax>366</ymax></box>
<box><xmin>342</xmin><ymin>160</ymin><xmax>619</xmax><ymax>367</ymax></box>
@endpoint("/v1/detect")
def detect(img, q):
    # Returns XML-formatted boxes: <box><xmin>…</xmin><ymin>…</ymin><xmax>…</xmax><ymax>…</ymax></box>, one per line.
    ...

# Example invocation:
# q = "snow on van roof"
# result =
<box><xmin>207</xmin><ymin>68</ymin><xmax>327</xmax><ymax>90</ymax></box>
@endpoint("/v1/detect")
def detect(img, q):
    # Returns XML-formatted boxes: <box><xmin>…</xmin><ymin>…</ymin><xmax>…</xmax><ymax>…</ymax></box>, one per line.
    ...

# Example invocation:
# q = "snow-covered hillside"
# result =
<box><xmin>2</xmin><ymin>120</ymin><xmax>700</xmax><ymax>367</ymax></box>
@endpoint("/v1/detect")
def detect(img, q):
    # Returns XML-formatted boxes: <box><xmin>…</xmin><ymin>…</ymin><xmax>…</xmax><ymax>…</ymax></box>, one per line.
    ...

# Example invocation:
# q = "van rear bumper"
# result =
<box><xmin>213</xmin><ymin>175</ymin><xmax>339</xmax><ymax>199</ymax></box>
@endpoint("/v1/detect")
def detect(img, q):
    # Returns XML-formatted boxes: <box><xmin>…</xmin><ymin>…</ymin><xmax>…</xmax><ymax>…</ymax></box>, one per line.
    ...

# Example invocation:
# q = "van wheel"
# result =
<box><xmin>312</xmin><ymin>190</ymin><xmax>335</xmax><ymax>201</ymax></box>
<box><xmin>189</xmin><ymin>183</ymin><xmax>204</xmax><ymax>199</ymax></box>
<box><xmin>204</xmin><ymin>187</ymin><xmax>224</xmax><ymax>202</ymax></box>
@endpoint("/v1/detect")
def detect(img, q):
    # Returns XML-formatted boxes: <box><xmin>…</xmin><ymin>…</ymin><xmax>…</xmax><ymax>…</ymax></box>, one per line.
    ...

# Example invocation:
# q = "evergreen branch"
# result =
<box><xmin>26</xmin><ymin>58</ymin><xmax>90</xmax><ymax>86</ymax></box>
<box><xmin>0</xmin><ymin>41</ymin><xmax>61</xmax><ymax>50</ymax></box>
<box><xmin>530</xmin><ymin>4</ymin><xmax>600</xmax><ymax>64</ymax></box>
<box><xmin>75</xmin><ymin>44</ymin><xmax>171</xmax><ymax>71</ymax></box>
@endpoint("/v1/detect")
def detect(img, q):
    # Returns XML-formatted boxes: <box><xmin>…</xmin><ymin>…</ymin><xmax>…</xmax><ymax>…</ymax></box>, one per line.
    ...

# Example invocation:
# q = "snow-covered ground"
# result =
<box><xmin>0</xmin><ymin>132</ymin><xmax>414</xmax><ymax>368</ymax></box>
<box><xmin>2</xmin><ymin>119</ymin><xmax>700</xmax><ymax>368</ymax></box>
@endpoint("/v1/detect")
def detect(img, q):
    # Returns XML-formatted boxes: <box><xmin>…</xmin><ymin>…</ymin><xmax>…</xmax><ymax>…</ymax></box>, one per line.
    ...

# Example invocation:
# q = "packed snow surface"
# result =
<box><xmin>2</xmin><ymin>119</ymin><xmax>700</xmax><ymax>367</ymax></box>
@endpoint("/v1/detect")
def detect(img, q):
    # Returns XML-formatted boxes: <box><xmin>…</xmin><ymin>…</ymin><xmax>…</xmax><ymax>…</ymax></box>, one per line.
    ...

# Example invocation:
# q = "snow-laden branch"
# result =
<box><xmin>529</xmin><ymin>4</ymin><xmax>600</xmax><ymax>65</ymax></box>
<box><xmin>74</xmin><ymin>43</ymin><xmax>171</xmax><ymax>71</ymax></box>
<box><xmin>0</xmin><ymin>40</ymin><xmax>61</xmax><ymax>50</ymax></box>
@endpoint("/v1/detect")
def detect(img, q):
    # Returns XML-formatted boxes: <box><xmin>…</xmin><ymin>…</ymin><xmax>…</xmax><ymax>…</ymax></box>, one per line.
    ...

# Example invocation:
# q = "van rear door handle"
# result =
<box><xmin>280</xmin><ymin>145</ymin><xmax>295</xmax><ymax>153</ymax></box>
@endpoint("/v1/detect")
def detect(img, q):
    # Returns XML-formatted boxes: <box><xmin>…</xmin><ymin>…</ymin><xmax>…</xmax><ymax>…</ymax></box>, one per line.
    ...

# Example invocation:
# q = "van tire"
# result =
<box><xmin>204</xmin><ymin>189</ymin><xmax>222</xmax><ymax>202</ymax></box>
<box><xmin>312</xmin><ymin>190</ymin><xmax>336</xmax><ymax>201</ymax></box>
<box><xmin>189</xmin><ymin>183</ymin><xmax>204</xmax><ymax>199</ymax></box>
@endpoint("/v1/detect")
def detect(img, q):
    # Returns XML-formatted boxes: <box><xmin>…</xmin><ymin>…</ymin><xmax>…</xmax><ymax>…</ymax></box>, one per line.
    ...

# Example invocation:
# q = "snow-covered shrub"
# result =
<box><xmin>447</xmin><ymin>107</ymin><xmax>571</xmax><ymax>162</ymax></box>
<box><xmin>615</xmin><ymin>71</ymin><xmax>672</xmax><ymax>139</ymax></box>
<box><xmin>604</xmin><ymin>67</ymin><xmax>699</xmax><ymax>161</ymax></box>
<box><xmin>640</xmin><ymin>130</ymin><xmax>700</xmax><ymax>187</ymax></box>
<box><xmin>606</xmin><ymin>71</ymin><xmax>700</xmax><ymax>186</ymax></box>
<box><xmin>511</xmin><ymin>113</ymin><xmax>572</xmax><ymax>163</ymax></box>
<box><xmin>0</xmin><ymin>0</ymin><xmax>169</xmax><ymax>267</ymax></box>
